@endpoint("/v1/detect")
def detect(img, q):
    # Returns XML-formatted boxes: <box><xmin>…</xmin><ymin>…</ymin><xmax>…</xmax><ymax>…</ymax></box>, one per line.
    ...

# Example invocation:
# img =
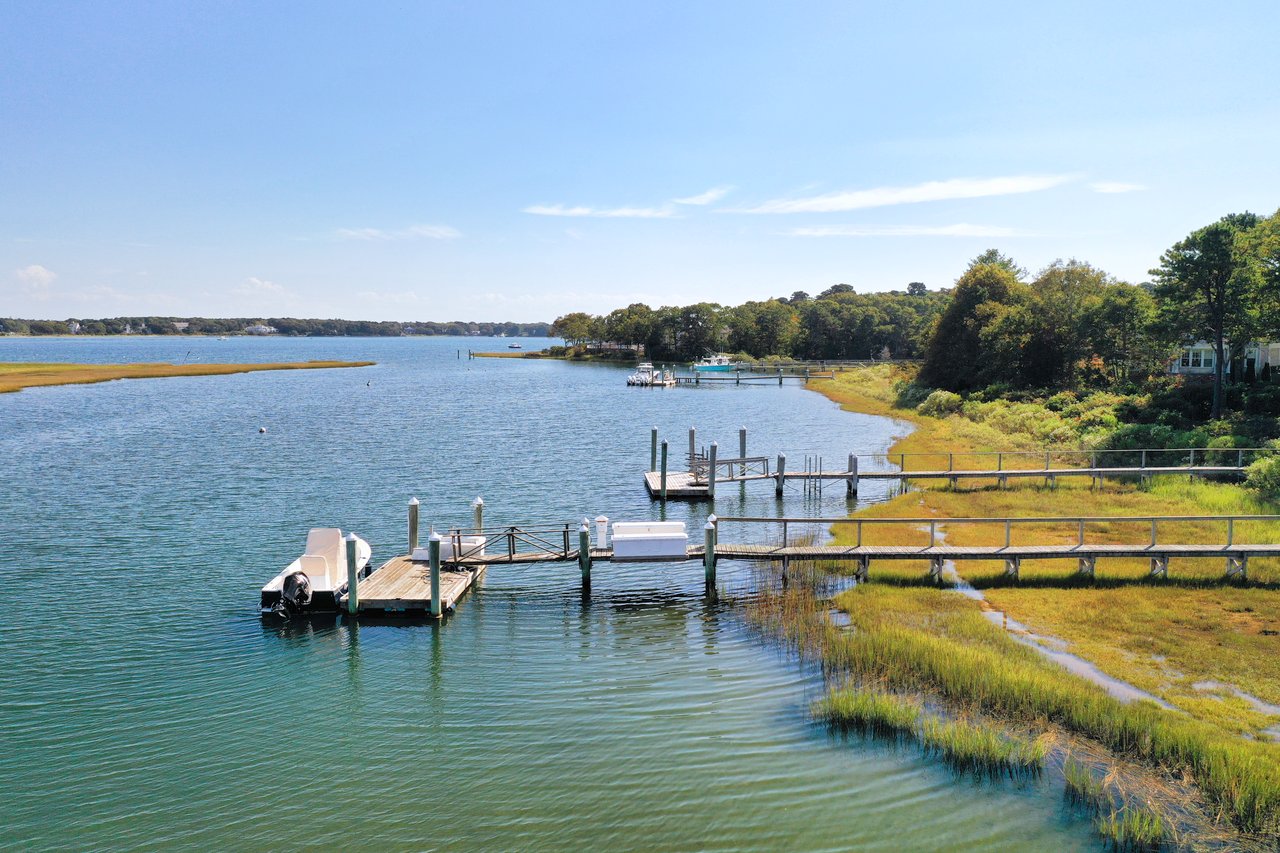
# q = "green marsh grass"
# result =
<box><xmin>920</xmin><ymin>716</ymin><xmax>1047</xmax><ymax>778</ymax></box>
<box><xmin>1063</xmin><ymin>757</ymin><xmax>1108</xmax><ymax>811</ymax></box>
<box><xmin>1096</xmin><ymin>804</ymin><xmax>1167</xmax><ymax>851</ymax></box>
<box><xmin>816</xmin><ymin>690</ymin><xmax>921</xmax><ymax>739</ymax></box>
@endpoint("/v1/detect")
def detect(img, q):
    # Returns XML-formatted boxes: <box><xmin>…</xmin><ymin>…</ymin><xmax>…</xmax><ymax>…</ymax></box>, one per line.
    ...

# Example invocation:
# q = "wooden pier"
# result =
<box><xmin>642</xmin><ymin>429</ymin><xmax>1274</xmax><ymax>502</ymax></box>
<box><xmin>340</xmin><ymin>503</ymin><xmax>1280</xmax><ymax>618</ymax></box>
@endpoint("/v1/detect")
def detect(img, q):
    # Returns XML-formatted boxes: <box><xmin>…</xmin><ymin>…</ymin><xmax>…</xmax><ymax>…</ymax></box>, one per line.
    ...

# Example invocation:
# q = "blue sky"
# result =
<box><xmin>3</xmin><ymin>1</ymin><xmax>1278</xmax><ymax>321</ymax></box>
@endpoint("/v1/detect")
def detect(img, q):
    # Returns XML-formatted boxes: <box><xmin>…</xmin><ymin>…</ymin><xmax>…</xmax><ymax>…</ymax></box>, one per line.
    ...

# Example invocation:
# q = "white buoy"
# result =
<box><xmin>258</xmin><ymin>426</ymin><xmax>267</xmax><ymax>433</ymax></box>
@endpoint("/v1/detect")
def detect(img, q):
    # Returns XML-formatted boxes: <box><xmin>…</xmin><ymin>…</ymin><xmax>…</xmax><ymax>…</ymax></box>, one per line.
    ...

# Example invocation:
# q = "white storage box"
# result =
<box><xmin>611</xmin><ymin>521</ymin><xmax>688</xmax><ymax>561</ymax></box>
<box><xmin>412</xmin><ymin>535</ymin><xmax>486</xmax><ymax>562</ymax></box>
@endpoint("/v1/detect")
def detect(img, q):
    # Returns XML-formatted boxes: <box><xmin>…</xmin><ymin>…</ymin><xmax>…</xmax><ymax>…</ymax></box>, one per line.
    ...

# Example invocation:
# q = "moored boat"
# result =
<box><xmin>691</xmin><ymin>353</ymin><xmax>737</xmax><ymax>372</ymax></box>
<box><xmin>627</xmin><ymin>362</ymin><xmax>676</xmax><ymax>386</ymax></box>
<box><xmin>261</xmin><ymin>528</ymin><xmax>372</xmax><ymax>616</ymax></box>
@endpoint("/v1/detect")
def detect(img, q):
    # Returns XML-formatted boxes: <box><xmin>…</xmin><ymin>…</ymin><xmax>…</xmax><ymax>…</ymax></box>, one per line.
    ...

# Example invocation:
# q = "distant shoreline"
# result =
<box><xmin>0</xmin><ymin>360</ymin><xmax>375</xmax><ymax>394</ymax></box>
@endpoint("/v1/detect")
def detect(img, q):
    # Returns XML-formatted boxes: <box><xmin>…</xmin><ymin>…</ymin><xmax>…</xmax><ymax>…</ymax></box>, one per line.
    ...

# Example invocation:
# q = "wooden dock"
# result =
<box><xmin>354</xmin><ymin>556</ymin><xmax>487</xmax><ymax>613</ymax></box>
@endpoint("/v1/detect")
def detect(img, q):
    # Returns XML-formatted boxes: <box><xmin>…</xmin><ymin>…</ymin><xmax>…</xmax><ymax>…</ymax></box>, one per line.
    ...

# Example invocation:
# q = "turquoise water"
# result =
<box><xmin>0</xmin><ymin>337</ymin><xmax>1099</xmax><ymax>850</ymax></box>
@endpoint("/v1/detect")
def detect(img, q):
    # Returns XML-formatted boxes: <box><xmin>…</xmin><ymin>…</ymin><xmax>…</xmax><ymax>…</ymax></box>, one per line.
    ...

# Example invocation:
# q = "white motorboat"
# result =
<box><xmin>260</xmin><ymin>528</ymin><xmax>372</xmax><ymax>616</ymax></box>
<box><xmin>627</xmin><ymin>362</ymin><xmax>676</xmax><ymax>387</ymax></box>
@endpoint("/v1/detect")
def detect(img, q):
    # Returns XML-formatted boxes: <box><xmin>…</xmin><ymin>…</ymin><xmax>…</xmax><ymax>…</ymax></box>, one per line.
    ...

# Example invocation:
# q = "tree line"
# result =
<box><xmin>550</xmin><ymin>207</ymin><xmax>1280</xmax><ymax>420</ymax></box>
<box><xmin>0</xmin><ymin>317</ymin><xmax>552</xmax><ymax>337</ymax></box>
<box><xmin>550</xmin><ymin>283</ymin><xmax>948</xmax><ymax>363</ymax></box>
<box><xmin>919</xmin><ymin>209</ymin><xmax>1280</xmax><ymax>418</ymax></box>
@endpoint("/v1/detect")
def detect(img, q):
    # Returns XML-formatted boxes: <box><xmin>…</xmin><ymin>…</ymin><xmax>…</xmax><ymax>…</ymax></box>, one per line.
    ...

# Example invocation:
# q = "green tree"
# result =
<box><xmin>1089</xmin><ymin>283</ymin><xmax>1159</xmax><ymax>383</ymax></box>
<box><xmin>919</xmin><ymin>263</ymin><xmax>1025</xmax><ymax>391</ymax></box>
<box><xmin>1023</xmin><ymin>260</ymin><xmax>1111</xmax><ymax>387</ymax></box>
<box><xmin>550</xmin><ymin>312</ymin><xmax>597</xmax><ymax>347</ymax></box>
<box><xmin>1151</xmin><ymin>212</ymin><xmax>1261</xmax><ymax>417</ymax></box>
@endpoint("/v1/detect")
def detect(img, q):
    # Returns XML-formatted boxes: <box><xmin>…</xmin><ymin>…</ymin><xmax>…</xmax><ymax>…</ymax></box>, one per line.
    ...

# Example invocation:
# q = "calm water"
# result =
<box><xmin>0</xmin><ymin>337</ymin><xmax>1098</xmax><ymax>851</ymax></box>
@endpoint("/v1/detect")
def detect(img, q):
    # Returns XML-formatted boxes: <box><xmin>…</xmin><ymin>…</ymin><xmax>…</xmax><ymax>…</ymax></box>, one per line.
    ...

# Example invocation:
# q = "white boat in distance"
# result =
<box><xmin>627</xmin><ymin>362</ymin><xmax>676</xmax><ymax>387</ymax></box>
<box><xmin>507</xmin><ymin>342</ymin><xmax>522</xmax><ymax>349</ymax></box>
<box><xmin>691</xmin><ymin>353</ymin><xmax>737</xmax><ymax>372</ymax></box>
<box><xmin>261</xmin><ymin>527</ymin><xmax>372</xmax><ymax>616</ymax></box>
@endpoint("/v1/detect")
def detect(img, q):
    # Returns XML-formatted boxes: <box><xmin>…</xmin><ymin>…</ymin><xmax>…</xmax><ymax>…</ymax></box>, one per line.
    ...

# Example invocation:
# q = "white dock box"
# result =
<box><xmin>611</xmin><ymin>521</ymin><xmax>688</xmax><ymax>561</ymax></box>
<box><xmin>411</xmin><ymin>535</ymin><xmax>486</xmax><ymax>562</ymax></box>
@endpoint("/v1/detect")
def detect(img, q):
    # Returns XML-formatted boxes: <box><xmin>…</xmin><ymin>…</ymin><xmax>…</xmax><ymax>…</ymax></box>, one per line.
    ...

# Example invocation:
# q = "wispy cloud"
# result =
<box><xmin>673</xmin><ymin>186</ymin><xmax>733</xmax><ymax>205</ymax></box>
<box><xmin>15</xmin><ymin>263</ymin><xmax>56</xmax><ymax>289</ymax></box>
<box><xmin>1089</xmin><ymin>181</ymin><xmax>1145</xmax><ymax>194</ymax></box>
<box><xmin>523</xmin><ymin>204</ymin><xmax>677</xmax><ymax>219</ymax></box>
<box><xmin>234</xmin><ymin>276</ymin><xmax>285</xmax><ymax>295</ymax></box>
<box><xmin>335</xmin><ymin>223</ymin><xmax>461</xmax><ymax>240</ymax></box>
<box><xmin>788</xmin><ymin>224</ymin><xmax>1022</xmax><ymax>238</ymax></box>
<box><xmin>728</xmin><ymin>175</ymin><xmax>1073</xmax><ymax>214</ymax></box>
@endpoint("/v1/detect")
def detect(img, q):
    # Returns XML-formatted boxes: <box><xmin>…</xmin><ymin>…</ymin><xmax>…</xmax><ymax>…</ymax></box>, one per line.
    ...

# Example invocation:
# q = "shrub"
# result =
<box><xmin>1245</xmin><ymin>455</ymin><xmax>1280</xmax><ymax>499</ymax></box>
<box><xmin>893</xmin><ymin>381</ymin><xmax>934</xmax><ymax>409</ymax></box>
<box><xmin>918</xmin><ymin>390</ymin><xmax>964</xmax><ymax>418</ymax></box>
<box><xmin>1044</xmin><ymin>391</ymin><xmax>1078</xmax><ymax>412</ymax></box>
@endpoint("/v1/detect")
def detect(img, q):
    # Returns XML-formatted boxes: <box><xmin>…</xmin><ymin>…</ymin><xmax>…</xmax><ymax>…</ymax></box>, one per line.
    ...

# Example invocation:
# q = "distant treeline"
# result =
<box><xmin>0</xmin><ymin>317</ymin><xmax>551</xmax><ymax>337</ymax></box>
<box><xmin>550</xmin><ymin>282</ymin><xmax>948</xmax><ymax>363</ymax></box>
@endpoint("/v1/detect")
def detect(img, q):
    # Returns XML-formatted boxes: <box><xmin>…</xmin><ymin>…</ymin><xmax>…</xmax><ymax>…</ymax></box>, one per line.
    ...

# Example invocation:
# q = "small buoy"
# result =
<box><xmin>259</xmin><ymin>427</ymin><xmax>267</xmax><ymax>434</ymax></box>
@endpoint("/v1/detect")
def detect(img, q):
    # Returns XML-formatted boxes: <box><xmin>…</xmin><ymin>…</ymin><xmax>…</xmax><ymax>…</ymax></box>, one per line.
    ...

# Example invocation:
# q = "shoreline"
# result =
<box><xmin>788</xmin><ymin>365</ymin><xmax>1280</xmax><ymax>844</ymax></box>
<box><xmin>0</xmin><ymin>360</ymin><xmax>375</xmax><ymax>394</ymax></box>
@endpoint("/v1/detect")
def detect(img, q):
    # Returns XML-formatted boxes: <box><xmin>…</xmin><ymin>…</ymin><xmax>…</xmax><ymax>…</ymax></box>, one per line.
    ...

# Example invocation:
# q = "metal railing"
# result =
<box><xmin>437</xmin><ymin>523</ymin><xmax>580</xmax><ymax>564</ymax></box>
<box><xmin>691</xmin><ymin>456</ymin><xmax>770</xmax><ymax>483</ymax></box>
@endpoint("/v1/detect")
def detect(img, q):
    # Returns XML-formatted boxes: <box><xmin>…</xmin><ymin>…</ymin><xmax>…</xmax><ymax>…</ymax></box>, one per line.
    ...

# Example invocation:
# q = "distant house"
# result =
<box><xmin>173</xmin><ymin>321</ymin><xmax>189</xmax><ymax>332</ymax></box>
<box><xmin>1170</xmin><ymin>340</ymin><xmax>1276</xmax><ymax>377</ymax></box>
<box><xmin>67</xmin><ymin>320</ymin><xmax>81</xmax><ymax>334</ymax></box>
<box><xmin>244</xmin><ymin>323</ymin><xmax>277</xmax><ymax>335</ymax></box>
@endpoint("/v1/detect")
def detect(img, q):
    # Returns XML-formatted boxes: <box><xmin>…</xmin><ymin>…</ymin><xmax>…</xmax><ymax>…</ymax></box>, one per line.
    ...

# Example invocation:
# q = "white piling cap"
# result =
<box><xmin>409</xmin><ymin>496</ymin><xmax>419</xmax><ymax>506</ymax></box>
<box><xmin>344</xmin><ymin>532</ymin><xmax>358</xmax><ymax>541</ymax></box>
<box><xmin>595</xmin><ymin>515</ymin><xmax>608</xmax><ymax>522</ymax></box>
<box><xmin>429</xmin><ymin>531</ymin><xmax>442</xmax><ymax>542</ymax></box>
<box><xmin>705</xmin><ymin>520</ymin><xmax>716</xmax><ymax>530</ymax></box>
<box><xmin>579</xmin><ymin>521</ymin><xmax>590</xmax><ymax>531</ymax></box>
<box><xmin>708</xmin><ymin>514</ymin><xmax>717</xmax><ymax>523</ymax></box>
<box><xmin>472</xmin><ymin>495</ymin><xmax>484</xmax><ymax>508</ymax></box>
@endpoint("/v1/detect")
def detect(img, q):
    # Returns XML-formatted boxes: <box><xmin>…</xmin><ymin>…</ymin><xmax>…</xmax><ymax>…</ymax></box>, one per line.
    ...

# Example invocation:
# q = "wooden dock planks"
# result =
<box><xmin>356</xmin><ymin>555</ymin><xmax>485</xmax><ymax>613</ymax></box>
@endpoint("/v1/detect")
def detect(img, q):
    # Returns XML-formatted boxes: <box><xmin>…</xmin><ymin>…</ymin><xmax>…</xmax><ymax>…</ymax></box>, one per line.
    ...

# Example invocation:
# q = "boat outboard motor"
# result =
<box><xmin>274</xmin><ymin>571</ymin><xmax>313</xmax><ymax>616</ymax></box>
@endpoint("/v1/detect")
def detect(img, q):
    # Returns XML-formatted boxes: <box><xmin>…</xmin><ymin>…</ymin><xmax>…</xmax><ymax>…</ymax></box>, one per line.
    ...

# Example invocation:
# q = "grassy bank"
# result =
<box><xmin>0</xmin><ymin>360</ymin><xmax>374</xmax><ymax>394</ymax></box>
<box><xmin>791</xmin><ymin>365</ymin><xmax>1280</xmax><ymax>840</ymax></box>
<box><xmin>471</xmin><ymin>346</ymin><xmax>638</xmax><ymax>363</ymax></box>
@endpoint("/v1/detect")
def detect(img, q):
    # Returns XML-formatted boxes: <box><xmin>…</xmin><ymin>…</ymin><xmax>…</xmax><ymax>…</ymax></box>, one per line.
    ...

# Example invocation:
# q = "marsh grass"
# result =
<box><xmin>816</xmin><ymin>690</ymin><xmax>921</xmax><ymax>739</ymax></box>
<box><xmin>0</xmin><ymin>361</ymin><xmax>374</xmax><ymax>393</ymax></box>
<box><xmin>1064</xmin><ymin>757</ymin><xmax>1108</xmax><ymax>811</ymax></box>
<box><xmin>1096</xmin><ymin>804</ymin><xmax>1167</xmax><ymax>851</ymax></box>
<box><xmin>920</xmin><ymin>716</ymin><xmax>1047</xmax><ymax>779</ymax></box>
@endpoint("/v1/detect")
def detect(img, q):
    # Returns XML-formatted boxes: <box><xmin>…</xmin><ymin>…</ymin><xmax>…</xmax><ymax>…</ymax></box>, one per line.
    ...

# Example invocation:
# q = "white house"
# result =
<box><xmin>244</xmin><ymin>323</ymin><xmax>277</xmax><ymax>335</ymax></box>
<box><xmin>1170</xmin><ymin>341</ymin><xmax>1278</xmax><ymax>377</ymax></box>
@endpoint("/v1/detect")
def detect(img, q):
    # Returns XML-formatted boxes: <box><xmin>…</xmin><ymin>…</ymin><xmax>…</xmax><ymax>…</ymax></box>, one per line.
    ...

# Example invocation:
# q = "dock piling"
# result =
<box><xmin>345</xmin><ymin>532</ymin><xmax>360</xmax><ymax>615</ymax></box>
<box><xmin>739</xmin><ymin>426</ymin><xmax>747</xmax><ymax>476</ymax></box>
<box><xmin>408</xmin><ymin>497</ymin><xmax>420</xmax><ymax>553</ymax></box>
<box><xmin>595</xmin><ymin>515</ymin><xmax>609</xmax><ymax>549</ymax></box>
<box><xmin>429</xmin><ymin>533</ymin><xmax>442</xmax><ymax>618</ymax></box>
<box><xmin>650</xmin><ymin>427</ymin><xmax>658</xmax><ymax>471</ymax></box>
<box><xmin>776</xmin><ymin>453</ymin><xmax>786</xmax><ymax>496</ymax></box>
<box><xmin>708</xmin><ymin>442</ymin><xmax>718</xmax><ymax>499</ymax></box>
<box><xmin>847</xmin><ymin>453</ymin><xmax>857</xmax><ymax>497</ymax></box>
<box><xmin>579</xmin><ymin>523</ymin><xmax>592</xmax><ymax>586</ymax></box>
<box><xmin>660</xmin><ymin>440</ymin><xmax>669</xmax><ymax>501</ymax></box>
<box><xmin>472</xmin><ymin>496</ymin><xmax>484</xmax><ymax>533</ymax></box>
<box><xmin>704</xmin><ymin>516</ymin><xmax>717</xmax><ymax>586</ymax></box>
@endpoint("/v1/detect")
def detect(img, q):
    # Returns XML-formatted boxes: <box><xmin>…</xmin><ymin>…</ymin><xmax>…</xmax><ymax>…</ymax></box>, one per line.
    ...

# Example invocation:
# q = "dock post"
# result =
<box><xmin>429</xmin><ymin>533</ymin><xmax>442</xmax><ymax>618</ymax></box>
<box><xmin>704</xmin><ymin>516</ymin><xmax>717</xmax><ymax>587</ymax></box>
<box><xmin>708</xmin><ymin>442</ymin><xmax>718</xmax><ymax>499</ymax></box>
<box><xmin>689</xmin><ymin>427</ymin><xmax>696</xmax><ymax>471</ymax></box>
<box><xmin>345</xmin><ymin>532</ymin><xmax>360</xmax><ymax>615</ymax></box>
<box><xmin>847</xmin><ymin>453</ymin><xmax>857</xmax><ymax>497</ymax></box>
<box><xmin>472</xmin><ymin>495</ymin><xmax>484</xmax><ymax>533</ymax></box>
<box><xmin>595</xmin><ymin>515</ymin><xmax>609</xmax><ymax>549</ymax></box>
<box><xmin>408</xmin><ymin>497</ymin><xmax>420</xmax><ymax>553</ymax></box>
<box><xmin>579</xmin><ymin>523</ymin><xmax>592</xmax><ymax>587</ymax></box>
<box><xmin>777</xmin><ymin>366</ymin><xmax>783</xmax><ymax>386</ymax></box>
<box><xmin>735</xmin><ymin>368</ymin><xmax>741</xmax><ymax>385</ymax></box>
<box><xmin>650</xmin><ymin>426</ymin><xmax>658</xmax><ymax>471</ymax></box>
<box><xmin>776</xmin><ymin>453</ymin><xmax>786</xmax><ymax>496</ymax></box>
<box><xmin>660</xmin><ymin>440</ymin><xmax>669</xmax><ymax>501</ymax></box>
<box><xmin>739</xmin><ymin>426</ymin><xmax>747</xmax><ymax>475</ymax></box>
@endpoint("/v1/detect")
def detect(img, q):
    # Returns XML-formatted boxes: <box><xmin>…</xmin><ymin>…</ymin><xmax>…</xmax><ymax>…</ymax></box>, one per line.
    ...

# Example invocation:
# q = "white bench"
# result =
<box><xmin>611</xmin><ymin>521</ymin><xmax>688</xmax><ymax>561</ymax></box>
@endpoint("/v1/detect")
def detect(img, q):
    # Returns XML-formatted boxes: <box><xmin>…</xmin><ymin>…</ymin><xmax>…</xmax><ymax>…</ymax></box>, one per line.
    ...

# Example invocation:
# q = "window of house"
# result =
<box><xmin>1180</xmin><ymin>349</ymin><xmax>1192</xmax><ymax>367</ymax></box>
